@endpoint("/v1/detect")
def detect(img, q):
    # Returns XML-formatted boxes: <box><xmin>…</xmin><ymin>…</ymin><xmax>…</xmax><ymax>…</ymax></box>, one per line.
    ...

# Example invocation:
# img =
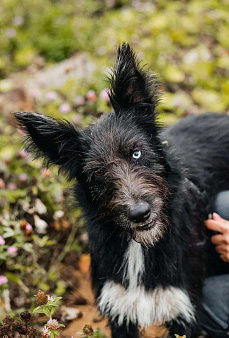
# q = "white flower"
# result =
<box><xmin>42</xmin><ymin>326</ymin><xmax>49</xmax><ymax>333</ymax></box>
<box><xmin>48</xmin><ymin>295</ymin><xmax>55</xmax><ymax>302</ymax></box>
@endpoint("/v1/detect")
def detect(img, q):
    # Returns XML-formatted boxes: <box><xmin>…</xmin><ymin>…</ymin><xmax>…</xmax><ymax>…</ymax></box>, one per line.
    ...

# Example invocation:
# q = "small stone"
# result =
<box><xmin>34</xmin><ymin>215</ymin><xmax>48</xmax><ymax>234</ymax></box>
<box><xmin>35</xmin><ymin>199</ymin><xmax>47</xmax><ymax>214</ymax></box>
<box><xmin>60</xmin><ymin>306</ymin><xmax>83</xmax><ymax>321</ymax></box>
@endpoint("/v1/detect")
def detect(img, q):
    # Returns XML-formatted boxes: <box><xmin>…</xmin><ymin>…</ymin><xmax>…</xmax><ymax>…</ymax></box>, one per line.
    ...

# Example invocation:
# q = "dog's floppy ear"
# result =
<box><xmin>15</xmin><ymin>112</ymin><xmax>82</xmax><ymax>180</ymax></box>
<box><xmin>109</xmin><ymin>43</ymin><xmax>159</xmax><ymax>118</ymax></box>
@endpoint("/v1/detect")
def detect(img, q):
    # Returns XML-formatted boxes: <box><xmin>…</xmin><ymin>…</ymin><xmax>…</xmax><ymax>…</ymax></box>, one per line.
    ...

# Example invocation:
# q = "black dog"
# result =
<box><xmin>15</xmin><ymin>44</ymin><xmax>229</xmax><ymax>338</ymax></box>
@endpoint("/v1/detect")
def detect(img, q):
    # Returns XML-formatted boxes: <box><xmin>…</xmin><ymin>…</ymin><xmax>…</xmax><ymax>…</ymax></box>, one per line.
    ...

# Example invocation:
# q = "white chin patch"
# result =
<box><xmin>133</xmin><ymin>220</ymin><xmax>166</xmax><ymax>247</ymax></box>
<box><xmin>98</xmin><ymin>282</ymin><xmax>195</xmax><ymax>328</ymax></box>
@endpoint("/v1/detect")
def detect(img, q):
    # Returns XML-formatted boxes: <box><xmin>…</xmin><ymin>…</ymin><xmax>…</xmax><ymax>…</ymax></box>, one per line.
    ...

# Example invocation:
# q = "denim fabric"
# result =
<box><xmin>199</xmin><ymin>275</ymin><xmax>229</xmax><ymax>337</ymax></box>
<box><xmin>199</xmin><ymin>191</ymin><xmax>229</xmax><ymax>337</ymax></box>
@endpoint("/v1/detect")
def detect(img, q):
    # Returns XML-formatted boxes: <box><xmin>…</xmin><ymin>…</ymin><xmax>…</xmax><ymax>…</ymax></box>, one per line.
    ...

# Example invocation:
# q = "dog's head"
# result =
<box><xmin>15</xmin><ymin>43</ymin><xmax>170</xmax><ymax>246</ymax></box>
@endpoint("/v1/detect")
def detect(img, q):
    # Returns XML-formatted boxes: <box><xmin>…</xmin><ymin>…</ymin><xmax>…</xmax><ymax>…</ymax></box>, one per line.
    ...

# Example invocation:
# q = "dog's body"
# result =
<box><xmin>15</xmin><ymin>44</ymin><xmax>229</xmax><ymax>337</ymax></box>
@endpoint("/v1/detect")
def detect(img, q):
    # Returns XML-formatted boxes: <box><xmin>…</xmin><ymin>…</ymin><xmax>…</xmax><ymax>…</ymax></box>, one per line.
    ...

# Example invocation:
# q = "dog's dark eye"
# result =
<box><xmin>132</xmin><ymin>150</ymin><xmax>142</xmax><ymax>160</ymax></box>
<box><xmin>94</xmin><ymin>169</ymin><xmax>105</xmax><ymax>176</ymax></box>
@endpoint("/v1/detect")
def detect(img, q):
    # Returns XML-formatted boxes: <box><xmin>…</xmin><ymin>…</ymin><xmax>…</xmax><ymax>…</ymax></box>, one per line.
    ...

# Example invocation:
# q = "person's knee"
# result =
<box><xmin>213</xmin><ymin>191</ymin><xmax>229</xmax><ymax>221</ymax></box>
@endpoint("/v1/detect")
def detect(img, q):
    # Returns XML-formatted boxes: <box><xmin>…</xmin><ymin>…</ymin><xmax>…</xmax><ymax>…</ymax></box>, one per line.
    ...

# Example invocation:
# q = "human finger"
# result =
<box><xmin>205</xmin><ymin>220</ymin><xmax>225</xmax><ymax>233</ymax></box>
<box><xmin>215</xmin><ymin>244</ymin><xmax>227</xmax><ymax>254</ymax></box>
<box><xmin>213</xmin><ymin>213</ymin><xmax>229</xmax><ymax>224</ymax></box>
<box><xmin>220</xmin><ymin>254</ymin><xmax>229</xmax><ymax>263</ymax></box>
<box><xmin>211</xmin><ymin>234</ymin><xmax>225</xmax><ymax>245</ymax></box>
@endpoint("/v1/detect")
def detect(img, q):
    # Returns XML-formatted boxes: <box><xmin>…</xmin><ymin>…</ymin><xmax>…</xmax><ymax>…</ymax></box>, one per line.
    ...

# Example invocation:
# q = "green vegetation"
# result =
<box><xmin>0</xmin><ymin>0</ymin><xmax>228</xmax><ymax>114</ymax></box>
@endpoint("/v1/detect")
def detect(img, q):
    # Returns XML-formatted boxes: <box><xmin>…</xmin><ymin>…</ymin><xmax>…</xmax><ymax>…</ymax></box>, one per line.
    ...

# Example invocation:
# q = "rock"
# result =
<box><xmin>60</xmin><ymin>306</ymin><xmax>83</xmax><ymax>322</ymax></box>
<box><xmin>35</xmin><ymin>198</ymin><xmax>47</xmax><ymax>214</ymax></box>
<box><xmin>24</xmin><ymin>53</ymin><xmax>95</xmax><ymax>91</ymax></box>
<box><xmin>34</xmin><ymin>214</ymin><xmax>48</xmax><ymax>234</ymax></box>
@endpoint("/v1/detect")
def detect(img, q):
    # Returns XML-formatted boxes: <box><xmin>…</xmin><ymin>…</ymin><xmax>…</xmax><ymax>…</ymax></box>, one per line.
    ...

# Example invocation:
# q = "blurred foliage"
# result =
<box><xmin>0</xmin><ymin>124</ymin><xmax>86</xmax><ymax>317</ymax></box>
<box><xmin>0</xmin><ymin>0</ymin><xmax>228</xmax><ymax>322</ymax></box>
<box><xmin>0</xmin><ymin>0</ymin><xmax>228</xmax><ymax>114</ymax></box>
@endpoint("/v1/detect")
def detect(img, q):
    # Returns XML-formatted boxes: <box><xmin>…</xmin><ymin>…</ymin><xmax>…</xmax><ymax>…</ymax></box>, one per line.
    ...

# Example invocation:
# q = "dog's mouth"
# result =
<box><xmin>134</xmin><ymin>218</ymin><xmax>156</xmax><ymax>232</ymax></box>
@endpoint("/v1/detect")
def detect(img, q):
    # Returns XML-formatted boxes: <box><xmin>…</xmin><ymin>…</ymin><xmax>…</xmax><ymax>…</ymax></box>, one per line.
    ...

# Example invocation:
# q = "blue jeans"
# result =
<box><xmin>199</xmin><ymin>191</ymin><xmax>229</xmax><ymax>337</ymax></box>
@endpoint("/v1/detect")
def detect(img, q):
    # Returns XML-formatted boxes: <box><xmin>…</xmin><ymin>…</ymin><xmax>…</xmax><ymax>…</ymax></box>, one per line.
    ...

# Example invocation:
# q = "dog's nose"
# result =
<box><xmin>128</xmin><ymin>202</ymin><xmax>151</xmax><ymax>223</ymax></box>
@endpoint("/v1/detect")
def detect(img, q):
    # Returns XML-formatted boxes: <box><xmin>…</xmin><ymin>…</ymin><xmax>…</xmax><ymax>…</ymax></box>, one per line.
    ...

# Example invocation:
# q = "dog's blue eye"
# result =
<box><xmin>132</xmin><ymin>150</ymin><xmax>142</xmax><ymax>159</ymax></box>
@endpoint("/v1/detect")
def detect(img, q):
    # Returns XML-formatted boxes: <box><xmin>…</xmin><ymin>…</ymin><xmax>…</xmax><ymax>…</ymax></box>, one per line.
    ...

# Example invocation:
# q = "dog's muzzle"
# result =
<box><xmin>128</xmin><ymin>201</ymin><xmax>151</xmax><ymax>223</ymax></box>
<box><xmin>127</xmin><ymin>201</ymin><xmax>157</xmax><ymax>232</ymax></box>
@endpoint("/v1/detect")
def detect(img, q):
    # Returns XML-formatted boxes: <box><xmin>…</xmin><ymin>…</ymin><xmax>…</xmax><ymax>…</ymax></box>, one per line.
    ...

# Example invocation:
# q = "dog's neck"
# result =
<box><xmin>122</xmin><ymin>240</ymin><xmax>144</xmax><ymax>289</ymax></box>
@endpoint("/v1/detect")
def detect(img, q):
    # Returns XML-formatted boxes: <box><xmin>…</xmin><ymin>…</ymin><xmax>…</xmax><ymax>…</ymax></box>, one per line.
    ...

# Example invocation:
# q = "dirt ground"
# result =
<box><xmin>61</xmin><ymin>271</ymin><xmax>168</xmax><ymax>338</ymax></box>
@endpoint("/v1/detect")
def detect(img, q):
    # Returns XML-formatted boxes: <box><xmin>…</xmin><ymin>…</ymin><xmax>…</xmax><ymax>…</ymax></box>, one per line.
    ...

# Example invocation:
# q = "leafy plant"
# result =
<box><xmin>33</xmin><ymin>290</ymin><xmax>64</xmax><ymax>338</ymax></box>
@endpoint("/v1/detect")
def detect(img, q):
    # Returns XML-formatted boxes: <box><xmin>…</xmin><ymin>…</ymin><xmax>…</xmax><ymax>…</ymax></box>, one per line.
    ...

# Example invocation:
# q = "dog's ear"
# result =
<box><xmin>109</xmin><ymin>43</ymin><xmax>159</xmax><ymax>120</ymax></box>
<box><xmin>14</xmin><ymin>112</ymin><xmax>82</xmax><ymax>180</ymax></box>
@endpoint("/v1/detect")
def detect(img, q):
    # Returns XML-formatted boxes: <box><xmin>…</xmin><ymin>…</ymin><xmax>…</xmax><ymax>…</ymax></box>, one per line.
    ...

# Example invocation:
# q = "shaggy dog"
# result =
<box><xmin>15</xmin><ymin>44</ymin><xmax>229</xmax><ymax>337</ymax></box>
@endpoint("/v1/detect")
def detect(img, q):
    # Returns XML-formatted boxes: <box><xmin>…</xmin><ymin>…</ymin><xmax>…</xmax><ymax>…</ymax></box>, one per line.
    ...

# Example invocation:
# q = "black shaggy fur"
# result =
<box><xmin>15</xmin><ymin>43</ymin><xmax>229</xmax><ymax>338</ymax></box>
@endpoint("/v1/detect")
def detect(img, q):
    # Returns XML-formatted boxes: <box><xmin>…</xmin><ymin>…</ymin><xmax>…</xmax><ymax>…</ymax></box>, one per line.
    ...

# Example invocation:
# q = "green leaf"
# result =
<box><xmin>46</xmin><ymin>301</ymin><xmax>58</xmax><ymax>307</ymax></box>
<box><xmin>33</xmin><ymin>305</ymin><xmax>51</xmax><ymax>317</ymax></box>
<box><xmin>2</xmin><ymin>228</ymin><xmax>17</xmax><ymax>238</ymax></box>
<box><xmin>163</xmin><ymin>65</ymin><xmax>185</xmax><ymax>83</ymax></box>
<box><xmin>23</xmin><ymin>243</ymin><xmax>34</xmax><ymax>253</ymax></box>
<box><xmin>192</xmin><ymin>88</ymin><xmax>226</xmax><ymax>112</ymax></box>
<box><xmin>33</xmin><ymin>305</ymin><xmax>45</xmax><ymax>314</ymax></box>
<box><xmin>43</xmin><ymin>307</ymin><xmax>51</xmax><ymax>317</ymax></box>
<box><xmin>54</xmin><ymin>281</ymin><xmax>66</xmax><ymax>295</ymax></box>
<box><xmin>38</xmin><ymin>282</ymin><xmax>50</xmax><ymax>291</ymax></box>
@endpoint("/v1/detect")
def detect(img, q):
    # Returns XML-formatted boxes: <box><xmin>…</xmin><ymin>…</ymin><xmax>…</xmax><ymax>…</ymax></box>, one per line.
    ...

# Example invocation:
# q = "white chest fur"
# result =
<box><xmin>98</xmin><ymin>241</ymin><xmax>195</xmax><ymax>328</ymax></box>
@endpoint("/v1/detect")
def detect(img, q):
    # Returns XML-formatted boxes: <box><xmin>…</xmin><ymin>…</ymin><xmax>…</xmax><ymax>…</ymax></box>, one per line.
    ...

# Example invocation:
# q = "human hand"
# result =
<box><xmin>205</xmin><ymin>213</ymin><xmax>229</xmax><ymax>263</ymax></box>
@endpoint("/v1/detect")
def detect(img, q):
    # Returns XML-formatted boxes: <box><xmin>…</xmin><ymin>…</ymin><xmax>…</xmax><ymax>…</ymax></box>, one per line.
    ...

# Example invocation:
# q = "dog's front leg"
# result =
<box><xmin>109</xmin><ymin>318</ymin><xmax>140</xmax><ymax>338</ymax></box>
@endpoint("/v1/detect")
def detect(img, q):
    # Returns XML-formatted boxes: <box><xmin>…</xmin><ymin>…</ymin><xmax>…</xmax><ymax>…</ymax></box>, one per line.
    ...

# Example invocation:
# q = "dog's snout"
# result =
<box><xmin>128</xmin><ymin>202</ymin><xmax>151</xmax><ymax>223</ymax></box>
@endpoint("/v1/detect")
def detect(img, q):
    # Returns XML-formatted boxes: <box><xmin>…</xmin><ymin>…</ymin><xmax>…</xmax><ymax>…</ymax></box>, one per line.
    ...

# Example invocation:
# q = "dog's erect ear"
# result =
<box><xmin>15</xmin><ymin>112</ymin><xmax>82</xmax><ymax>180</ymax></box>
<box><xmin>109</xmin><ymin>43</ymin><xmax>159</xmax><ymax>118</ymax></box>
